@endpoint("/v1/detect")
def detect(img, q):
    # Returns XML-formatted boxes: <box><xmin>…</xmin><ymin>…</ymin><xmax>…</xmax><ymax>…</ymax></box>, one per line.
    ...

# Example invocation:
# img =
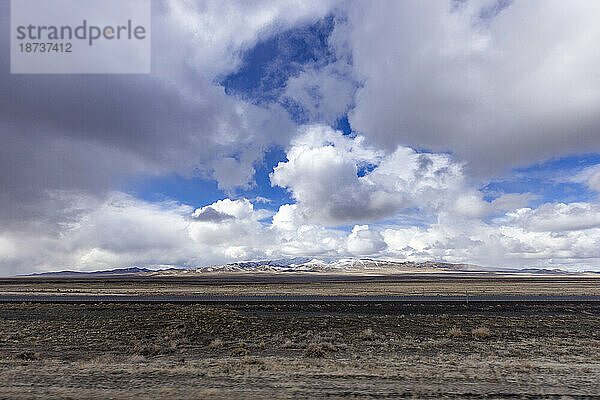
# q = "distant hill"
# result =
<box><xmin>22</xmin><ymin>267</ymin><xmax>152</xmax><ymax>277</ymax></box>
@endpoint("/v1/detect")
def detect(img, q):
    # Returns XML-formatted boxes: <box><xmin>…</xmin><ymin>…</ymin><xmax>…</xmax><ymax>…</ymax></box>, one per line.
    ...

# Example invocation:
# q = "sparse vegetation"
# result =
<box><xmin>359</xmin><ymin>327</ymin><xmax>374</xmax><ymax>338</ymax></box>
<box><xmin>14</xmin><ymin>351</ymin><xmax>39</xmax><ymax>361</ymax></box>
<box><xmin>3</xmin><ymin>275</ymin><xmax>600</xmax><ymax>297</ymax></box>
<box><xmin>471</xmin><ymin>327</ymin><xmax>491</xmax><ymax>339</ymax></box>
<box><xmin>304</xmin><ymin>343</ymin><xmax>327</xmax><ymax>358</ymax></box>
<box><xmin>304</xmin><ymin>342</ymin><xmax>337</xmax><ymax>358</ymax></box>
<box><xmin>448</xmin><ymin>327</ymin><xmax>463</xmax><ymax>338</ymax></box>
<box><xmin>134</xmin><ymin>341</ymin><xmax>175</xmax><ymax>357</ymax></box>
<box><xmin>86</xmin><ymin>354</ymin><xmax>146</xmax><ymax>364</ymax></box>
<box><xmin>242</xmin><ymin>356</ymin><xmax>265</xmax><ymax>366</ymax></box>
<box><xmin>231</xmin><ymin>347</ymin><xmax>250</xmax><ymax>356</ymax></box>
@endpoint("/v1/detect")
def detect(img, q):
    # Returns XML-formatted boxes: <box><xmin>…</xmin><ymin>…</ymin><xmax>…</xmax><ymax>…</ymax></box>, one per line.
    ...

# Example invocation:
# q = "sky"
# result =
<box><xmin>2</xmin><ymin>0</ymin><xmax>600</xmax><ymax>274</ymax></box>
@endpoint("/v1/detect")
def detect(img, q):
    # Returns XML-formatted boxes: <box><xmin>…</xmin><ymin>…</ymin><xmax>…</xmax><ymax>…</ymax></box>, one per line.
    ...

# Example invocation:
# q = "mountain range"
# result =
<box><xmin>19</xmin><ymin>258</ymin><xmax>586</xmax><ymax>277</ymax></box>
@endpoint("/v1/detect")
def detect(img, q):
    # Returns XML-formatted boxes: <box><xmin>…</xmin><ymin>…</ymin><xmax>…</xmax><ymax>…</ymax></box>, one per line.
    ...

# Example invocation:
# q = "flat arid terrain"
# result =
<box><xmin>1</xmin><ymin>275</ymin><xmax>600</xmax><ymax>399</ymax></box>
<box><xmin>2</xmin><ymin>273</ymin><xmax>600</xmax><ymax>297</ymax></box>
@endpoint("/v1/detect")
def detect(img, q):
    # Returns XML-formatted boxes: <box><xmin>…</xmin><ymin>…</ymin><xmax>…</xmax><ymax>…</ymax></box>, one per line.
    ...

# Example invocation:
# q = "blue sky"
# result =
<box><xmin>482</xmin><ymin>154</ymin><xmax>600</xmax><ymax>207</ymax></box>
<box><xmin>2</xmin><ymin>1</ymin><xmax>600</xmax><ymax>274</ymax></box>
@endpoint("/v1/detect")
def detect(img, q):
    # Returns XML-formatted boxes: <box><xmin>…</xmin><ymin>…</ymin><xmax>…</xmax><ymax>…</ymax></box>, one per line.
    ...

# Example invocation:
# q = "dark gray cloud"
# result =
<box><xmin>339</xmin><ymin>1</ymin><xmax>600</xmax><ymax>177</ymax></box>
<box><xmin>0</xmin><ymin>1</ymin><xmax>297</xmax><ymax>229</ymax></box>
<box><xmin>190</xmin><ymin>206</ymin><xmax>235</xmax><ymax>222</ymax></box>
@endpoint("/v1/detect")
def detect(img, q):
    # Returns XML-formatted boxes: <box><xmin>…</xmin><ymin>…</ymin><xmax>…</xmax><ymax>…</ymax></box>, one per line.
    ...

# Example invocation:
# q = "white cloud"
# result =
<box><xmin>0</xmin><ymin>192</ymin><xmax>196</xmax><ymax>275</ymax></box>
<box><xmin>0</xmin><ymin>194</ymin><xmax>277</xmax><ymax>275</ymax></box>
<box><xmin>271</xmin><ymin>204</ymin><xmax>345</xmax><ymax>256</ymax></box>
<box><xmin>381</xmin><ymin>210</ymin><xmax>600</xmax><ymax>270</ymax></box>
<box><xmin>452</xmin><ymin>192</ymin><xmax>493</xmax><ymax>218</ymax></box>
<box><xmin>0</xmin><ymin>0</ymin><xmax>341</xmax><ymax>218</ymax></box>
<box><xmin>2</xmin><ymin>124</ymin><xmax>597</xmax><ymax>275</ymax></box>
<box><xmin>282</xmin><ymin>61</ymin><xmax>356</xmax><ymax>124</ymax></box>
<box><xmin>590</xmin><ymin>173</ymin><xmax>600</xmax><ymax>192</ymax></box>
<box><xmin>3</xmin><ymin>188</ymin><xmax>600</xmax><ymax>275</ymax></box>
<box><xmin>450</xmin><ymin>192</ymin><xmax>537</xmax><ymax>219</ymax></box>
<box><xmin>271</xmin><ymin>125</ymin><xmax>466</xmax><ymax>225</ymax></box>
<box><xmin>189</xmin><ymin>198</ymin><xmax>272</xmax><ymax>251</ymax></box>
<box><xmin>504</xmin><ymin>202</ymin><xmax>600</xmax><ymax>232</ymax></box>
<box><xmin>140</xmin><ymin>1</ymin><xmax>340</xmax><ymax>188</ymax></box>
<box><xmin>572</xmin><ymin>164</ymin><xmax>600</xmax><ymax>192</ymax></box>
<box><xmin>347</xmin><ymin>225</ymin><xmax>387</xmax><ymax>256</ymax></box>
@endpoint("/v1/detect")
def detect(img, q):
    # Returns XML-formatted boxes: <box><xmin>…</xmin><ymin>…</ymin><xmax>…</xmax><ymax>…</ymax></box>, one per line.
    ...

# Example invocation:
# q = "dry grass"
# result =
<box><xmin>85</xmin><ymin>354</ymin><xmax>146</xmax><ymax>365</ymax></box>
<box><xmin>231</xmin><ymin>347</ymin><xmax>250</xmax><ymax>356</ymax></box>
<box><xmin>134</xmin><ymin>341</ymin><xmax>176</xmax><ymax>356</ymax></box>
<box><xmin>13</xmin><ymin>351</ymin><xmax>39</xmax><ymax>361</ymax></box>
<box><xmin>304</xmin><ymin>342</ymin><xmax>337</xmax><ymax>358</ymax></box>
<box><xmin>242</xmin><ymin>356</ymin><xmax>265</xmax><ymax>366</ymax></box>
<box><xmin>359</xmin><ymin>327</ymin><xmax>374</xmax><ymax>339</ymax></box>
<box><xmin>448</xmin><ymin>327</ymin><xmax>463</xmax><ymax>338</ymax></box>
<box><xmin>304</xmin><ymin>344</ymin><xmax>327</xmax><ymax>358</ymax></box>
<box><xmin>471</xmin><ymin>327</ymin><xmax>491</xmax><ymax>339</ymax></box>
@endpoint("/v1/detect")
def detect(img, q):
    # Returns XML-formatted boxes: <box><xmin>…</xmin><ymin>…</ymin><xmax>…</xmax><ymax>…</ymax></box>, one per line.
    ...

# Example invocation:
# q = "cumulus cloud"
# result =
<box><xmin>347</xmin><ymin>225</ymin><xmax>387</xmax><ymax>256</ymax></box>
<box><xmin>188</xmin><ymin>199</ymin><xmax>274</xmax><ymax>260</ymax></box>
<box><xmin>0</xmin><ymin>194</ymin><xmax>276</xmax><ymax>275</ymax></box>
<box><xmin>449</xmin><ymin>192</ymin><xmax>537</xmax><ymax>219</ymax></box>
<box><xmin>271</xmin><ymin>125</ymin><xmax>466</xmax><ymax>225</ymax></box>
<box><xmin>379</xmin><ymin>206</ymin><xmax>600</xmax><ymax>270</ymax></box>
<box><xmin>271</xmin><ymin>204</ymin><xmax>346</xmax><ymax>256</ymax></box>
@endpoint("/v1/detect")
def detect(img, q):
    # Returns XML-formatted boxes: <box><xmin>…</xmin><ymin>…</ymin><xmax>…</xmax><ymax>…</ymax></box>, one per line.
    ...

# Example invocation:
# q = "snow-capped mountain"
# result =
<box><xmin>188</xmin><ymin>258</ymin><xmax>475</xmax><ymax>273</ymax></box>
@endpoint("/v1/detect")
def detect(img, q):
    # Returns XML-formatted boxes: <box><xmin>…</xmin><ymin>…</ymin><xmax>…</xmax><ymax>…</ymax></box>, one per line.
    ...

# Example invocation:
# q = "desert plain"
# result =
<box><xmin>1</xmin><ymin>274</ymin><xmax>599</xmax><ymax>399</ymax></box>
